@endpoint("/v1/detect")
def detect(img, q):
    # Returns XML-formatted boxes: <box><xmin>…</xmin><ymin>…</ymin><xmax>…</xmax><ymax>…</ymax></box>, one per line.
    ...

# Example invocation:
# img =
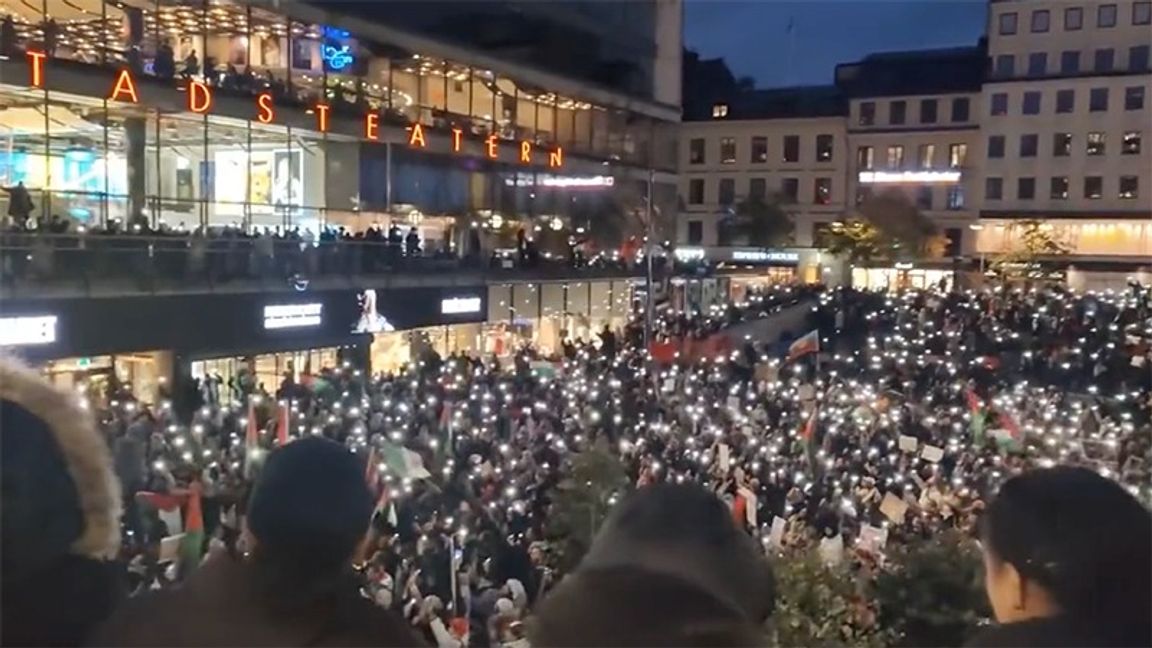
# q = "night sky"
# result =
<box><xmin>684</xmin><ymin>0</ymin><xmax>988</xmax><ymax>88</ymax></box>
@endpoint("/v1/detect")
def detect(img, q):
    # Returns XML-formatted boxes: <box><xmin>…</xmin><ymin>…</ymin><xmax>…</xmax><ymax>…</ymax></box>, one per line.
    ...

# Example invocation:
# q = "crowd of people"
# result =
<box><xmin>2</xmin><ymin>283</ymin><xmax>1150</xmax><ymax>647</ymax></box>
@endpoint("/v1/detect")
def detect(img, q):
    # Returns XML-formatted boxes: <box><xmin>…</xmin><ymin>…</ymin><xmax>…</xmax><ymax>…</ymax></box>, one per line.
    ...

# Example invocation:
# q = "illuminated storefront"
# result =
<box><xmin>484</xmin><ymin>280</ymin><xmax>635</xmax><ymax>355</ymax></box>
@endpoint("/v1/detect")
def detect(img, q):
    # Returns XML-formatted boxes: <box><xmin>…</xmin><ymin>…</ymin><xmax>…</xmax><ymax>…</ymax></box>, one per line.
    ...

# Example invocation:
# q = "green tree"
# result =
<box><xmin>822</xmin><ymin>219</ymin><xmax>886</xmax><ymax>265</ymax></box>
<box><xmin>823</xmin><ymin>190</ymin><xmax>947</xmax><ymax>263</ymax></box>
<box><xmin>546</xmin><ymin>445</ymin><xmax>630</xmax><ymax>570</ymax></box>
<box><xmin>770</xmin><ymin>550</ymin><xmax>893</xmax><ymax>647</ymax></box>
<box><xmin>718</xmin><ymin>194</ymin><xmax>795</xmax><ymax>247</ymax></box>
<box><xmin>989</xmin><ymin>218</ymin><xmax>1071</xmax><ymax>280</ymax></box>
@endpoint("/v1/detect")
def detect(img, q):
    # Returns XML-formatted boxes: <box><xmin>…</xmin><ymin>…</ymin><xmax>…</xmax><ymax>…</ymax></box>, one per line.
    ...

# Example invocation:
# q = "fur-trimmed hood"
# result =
<box><xmin>0</xmin><ymin>357</ymin><xmax>122</xmax><ymax>562</ymax></box>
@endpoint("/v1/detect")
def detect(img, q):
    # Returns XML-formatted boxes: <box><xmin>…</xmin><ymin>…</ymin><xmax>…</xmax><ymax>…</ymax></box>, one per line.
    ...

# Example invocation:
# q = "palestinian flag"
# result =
<box><xmin>180</xmin><ymin>482</ymin><xmax>205</xmax><ymax>573</ymax></box>
<box><xmin>788</xmin><ymin>330</ymin><xmax>820</xmax><ymax>361</ymax></box>
<box><xmin>382</xmin><ymin>442</ymin><xmax>432</xmax><ymax>480</ymax></box>
<box><xmin>966</xmin><ymin>388</ymin><xmax>985</xmax><ymax>443</ymax></box>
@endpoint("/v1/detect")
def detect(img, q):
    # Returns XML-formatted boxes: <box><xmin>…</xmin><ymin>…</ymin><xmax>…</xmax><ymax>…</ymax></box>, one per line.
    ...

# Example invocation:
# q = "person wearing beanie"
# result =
<box><xmin>0</xmin><ymin>358</ymin><xmax>125</xmax><ymax>646</ymax></box>
<box><xmin>92</xmin><ymin>437</ymin><xmax>423</xmax><ymax>647</ymax></box>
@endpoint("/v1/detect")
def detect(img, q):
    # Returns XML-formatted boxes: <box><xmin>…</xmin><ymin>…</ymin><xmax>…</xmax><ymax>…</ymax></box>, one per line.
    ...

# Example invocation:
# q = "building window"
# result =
<box><xmin>1056</xmin><ymin>89</ymin><xmax>1075</xmax><ymax>113</ymax></box>
<box><xmin>857</xmin><ymin>146</ymin><xmax>875</xmax><ymax>170</ymax></box>
<box><xmin>1060</xmin><ymin>50</ymin><xmax>1080</xmax><ymax>74</ymax></box>
<box><xmin>751</xmin><ymin>136</ymin><xmax>768</xmax><ymax>163</ymax></box>
<box><xmin>720</xmin><ymin>137</ymin><xmax>736</xmax><ymax>164</ymax></box>
<box><xmin>1087</xmin><ymin>132</ymin><xmax>1106</xmax><ymax>155</ymax></box>
<box><xmin>1064</xmin><ymin>6</ymin><xmax>1083</xmax><ymax>30</ymax></box>
<box><xmin>1089</xmin><ymin>87</ymin><xmax>1109</xmax><ymax>111</ymax></box>
<box><xmin>916</xmin><ymin>186</ymin><xmax>934</xmax><ymax>210</ymax></box>
<box><xmin>749</xmin><ymin>178</ymin><xmax>767</xmax><ymax>200</ymax></box>
<box><xmin>1053</xmin><ymin>133</ymin><xmax>1073</xmax><ymax>157</ymax></box>
<box><xmin>1022</xmin><ymin>91</ymin><xmax>1042</xmax><ymax>115</ymax></box>
<box><xmin>689</xmin><ymin>138</ymin><xmax>705</xmax><ymax>164</ymax></box>
<box><xmin>1125</xmin><ymin>86</ymin><xmax>1146</xmax><ymax>110</ymax></box>
<box><xmin>814</xmin><ymin>178</ymin><xmax>832</xmax><ymax>205</ymax></box>
<box><xmin>1098</xmin><ymin>3</ymin><xmax>1117</xmax><ymax>27</ymax></box>
<box><xmin>1050</xmin><ymin>177</ymin><xmax>1069</xmax><ymax>200</ymax></box>
<box><xmin>1084</xmin><ymin>176</ymin><xmax>1103</xmax><ymax>199</ymax></box>
<box><xmin>946</xmin><ymin>186</ymin><xmax>965</xmax><ymax>210</ymax></box>
<box><xmin>815</xmin><ymin>134</ymin><xmax>834</xmax><ymax>162</ymax></box>
<box><xmin>988</xmin><ymin>135</ymin><xmax>1006</xmax><ymax>159</ymax></box>
<box><xmin>1119</xmin><ymin>176</ymin><xmax>1140</xmax><ymax>199</ymax></box>
<box><xmin>920</xmin><ymin>99</ymin><xmax>938</xmax><ymax>124</ymax></box>
<box><xmin>999</xmin><ymin>11</ymin><xmax>1018</xmax><ymax>34</ymax></box>
<box><xmin>986</xmin><ymin>177</ymin><xmax>1004</xmax><ymax>200</ymax></box>
<box><xmin>1031</xmin><ymin>9</ymin><xmax>1051</xmax><ymax>31</ymax></box>
<box><xmin>886</xmin><ymin>145</ymin><xmax>905</xmax><ymax>169</ymax></box>
<box><xmin>994</xmin><ymin>54</ymin><xmax>1016</xmax><ymax>78</ymax></box>
<box><xmin>718</xmin><ymin>178</ymin><xmax>736</xmax><ymax>205</ymax></box>
<box><xmin>1122</xmin><ymin>131</ymin><xmax>1142</xmax><ymax>155</ymax></box>
<box><xmin>780</xmin><ymin>178</ymin><xmax>799</xmax><ymax>202</ymax></box>
<box><xmin>782</xmin><ymin>135</ymin><xmax>800</xmax><ymax>163</ymax></box>
<box><xmin>1135</xmin><ymin>1</ymin><xmax>1152</xmax><ymax>25</ymax></box>
<box><xmin>688</xmin><ymin>178</ymin><xmax>705</xmax><ymax>204</ymax></box>
<box><xmin>1017</xmin><ymin>177</ymin><xmax>1036</xmax><ymax>200</ymax></box>
<box><xmin>949</xmin><ymin>143</ymin><xmax>968</xmax><ymax>168</ymax></box>
<box><xmin>1094</xmin><ymin>48</ymin><xmax>1115</xmax><ymax>73</ymax></box>
<box><xmin>951</xmin><ymin>98</ymin><xmax>970</xmax><ymax>123</ymax></box>
<box><xmin>990</xmin><ymin>94</ymin><xmax>1009</xmax><ymax>117</ymax></box>
<box><xmin>1131</xmin><ymin>45</ymin><xmax>1151</xmax><ymax>72</ymax></box>
<box><xmin>712</xmin><ymin>103</ymin><xmax>729</xmax><ymax>118</ymax></box>
<box><xmin>859</xmin><ymin>101</ymin><xmax>876</xmax><ymax>126</ymax></box>
<box><xmin>687</xmin><ymin>221</ymin><xmax>704</xmax><ymax>244</ymax></box>
<box><xmin>918</xmin><ymin>143</ymin><xmax>936</xmax><ymax>169</ymax></box>
<box><xmin>1027</xmin><ymin>52</ymin><xmax>1048</xmax><ymax>76</ymax></box>
<box><xmin>1020</xmin><ymin>134</ymin><xmax>1039</xmax><ymax>157</ymax></box>
<box><xmin>889</xmin><ymin>100</ymin><xmax>907</xmax><ymax>125</ymax></box>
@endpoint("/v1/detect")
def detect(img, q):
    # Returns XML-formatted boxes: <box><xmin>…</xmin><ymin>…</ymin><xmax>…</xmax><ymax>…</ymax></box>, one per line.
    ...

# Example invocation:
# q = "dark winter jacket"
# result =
<box><xmin>967</xmin><ymin>615</ymin><xmax>1151</xmax><ymax>648</ymax></box>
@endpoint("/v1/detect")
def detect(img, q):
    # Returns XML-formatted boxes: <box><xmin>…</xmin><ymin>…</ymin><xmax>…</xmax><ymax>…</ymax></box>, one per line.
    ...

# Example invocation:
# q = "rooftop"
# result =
<box><xmin>834</xmin><ymin>44</ymin><xmax>986</xmax><ymax>98</ymax></box>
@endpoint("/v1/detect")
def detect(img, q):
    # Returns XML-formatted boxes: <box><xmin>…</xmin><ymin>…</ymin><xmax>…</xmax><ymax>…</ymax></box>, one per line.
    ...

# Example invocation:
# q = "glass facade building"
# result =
<box><xmin>0</xmin><ymin>0</ymin><xmax>677</xmax><ymax>234</ymax></box>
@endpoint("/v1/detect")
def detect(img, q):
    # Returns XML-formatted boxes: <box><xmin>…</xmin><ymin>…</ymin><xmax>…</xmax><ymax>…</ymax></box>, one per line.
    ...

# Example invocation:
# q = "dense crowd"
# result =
<box><xmin>3</xmin><ymin>283</ymin><xmax>1151</xmax><ymax>646</ymax></box>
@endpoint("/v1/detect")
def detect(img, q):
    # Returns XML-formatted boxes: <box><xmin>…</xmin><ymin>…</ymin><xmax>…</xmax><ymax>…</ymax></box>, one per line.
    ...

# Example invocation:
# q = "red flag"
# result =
<box><xmin>801</xmin><ymin>406</ymin><xmax>818</xmax><ymax>441</ymax></box>
<box><xmin>275</xmin><ymin>403</ymin><xmax>289</xmax><ymax>446</ymax></box>
<box><xmin>965</xmin><ymin>388</ymin><xmax>981</xmax><ymax>414</ymax></box>
<box><xmin>788</xmin><ymin>330</ymin><xmax>820</xmax><ymax>361</ymax></box>
<box><xmin>365</xmin><ymin>446</ymin><xmax>380</xmax><ymax>492</ymax></box>
<box><xmin>245</xmin><ymin>399</ymin><xmax>259</xmax><ymax>453</ymax></box>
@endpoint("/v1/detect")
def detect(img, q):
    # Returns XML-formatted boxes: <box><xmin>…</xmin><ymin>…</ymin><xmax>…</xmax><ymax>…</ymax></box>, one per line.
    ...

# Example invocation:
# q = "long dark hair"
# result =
<box><xmin>982</xmin><ymin>466</ymin><xmax>1151</xmax><ymax>645</ymax></box>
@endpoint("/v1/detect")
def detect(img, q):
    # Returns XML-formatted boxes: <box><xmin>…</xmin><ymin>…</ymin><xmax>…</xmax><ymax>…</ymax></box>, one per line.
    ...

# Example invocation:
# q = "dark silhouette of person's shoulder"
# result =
<box><xmin>317</xmin><ymin>594</ymin><xmax>426</xmax><ymax>647</ymax></box>
<box><xmin>966</xmin><ymin>616</ymin><xmax>1146</xmax><ymax>648</ymax></box>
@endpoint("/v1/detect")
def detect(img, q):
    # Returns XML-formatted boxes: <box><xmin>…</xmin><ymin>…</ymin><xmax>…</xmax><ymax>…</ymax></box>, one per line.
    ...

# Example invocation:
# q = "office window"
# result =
<box><xmin>1022</xmin><ymin>91</ymin><xmax>1042</xmax><ymax>115</ymax></box>
<box><xmin>1087</xmin><ymin>132</ymin><xmax>1106</xmax><ymax>155</ymax></box>
<box><xmin>951</xmin><ymin>97</ymin><xmax>970</xmax><ymax>122</ymax></box>
<box><xmin>919</xmin><ymin>99</ymin><xmax>938</xmax><ymax>124</ymax></box>
<box><xmin>1050</xmin><ymin>177</ymin><xmax>1069</xmax><ymax>199</ymax></box>
<box><xmin>917</xmin><ymin>144</ymin><xmax>936</xmax><ymax>169</ymax></box>
<box><xmin>1136</xmin><ymin>1</ymin><xmax>1152</xmax><ymax>25</ymax></box>
<box><xmin>1098</xmin><ymin>3</ymin><xmax>1117</xmax><ymax>27</ymax></box>
<box><xmin>749</xmin><ymin>178</ymin><xmax>767</xmax><ymax>200</ymax></box>
<box><xmin>1017</xmin><ymin>177</ymin><xmax>1036</xmax><ymax>200</ymax></box>
<box><xmin>990</xmin><ymin>93</ymin><xmax>1009</xmax><ymax>116</ymax></box>
<box><xmin>782</xmin><ymin>135</ymin><xmax>800</xmax><ymax>163</ymax></box>
<box><xmin>1089</xmin><ymin>87</ymin><xmax>1109</xmax><ymax>111</ymax></box>
<box><xmin>1122</xmin><ymin>131</ymin><xmax>1142</xmax><ymax>155</ymax></box>
<box><xmin>1131</xmin><ymin>45</ymin><xmax>1151</xmax><ymax>72</ymax></box>
<box><xmin>1094</xmin><ymin>48</ymin><xmax>1115</xmax><ymax>73</ymax></box>
<box><xmin>889</xmin><ymin>100</ymin><xmax>907</xmax><ymax>125</ymax></box>
<box><xmin>687</xmin><ymin>178</ymin><xmax>705</xmax><ymax>204</ymax></box>
<box><xmin>815</xmin><ymin>134</ymin><xmax>834</xmax><ymax>162</ymax></box>
<box><xmin>720</xmin><ymin>137</ymin><xmax>736</xmax><ymax>164</ymax></box>
<box><xmin>949</xmin><ymin>143</ymin><xmax>967</xmax><ymax>168</ymax></box>
<box><xmin>1053</xmin><ymin>133</ymin><xmax>1073</xmax><ymax>156</ymax></box>
<box><xmin>1056</xmin><ymin>89</ymin><xmax>1075</xmax><ymax>113</ymax></box>
<box><xmin>886</xmin><ymin>145</ymin><xmax>904</xmax><ymax>169</ymax></box>
<box><xmin>718</xmin><ymin>178</ymin><xmax>735</xmax><ymax>205</ymax></box>
<box><xmin>751</xmin><ymin>136</ymin><xmax>768</xmax><ymax>163</ymax></box>
<box><xmin>1125</xmin><ymin>86</ymin><xmax>1145</xmax><ymax>110</ymax></box>
<box><xmin>1119</xmin><ymin>176</ymin><xmax>1139</xmax><ymax>199</ymax></box>
<box><xmin>857</xmin><ymin>146</ymin><xmax>875</xmax><ymax>170</ymax></box>
<box><xmin>994</xmin><ymin>54</ymin><xmax>1016</xmax><ymax>78</ymax></box>
<box><xmin>689</xmin><ymin>138</ymin><xmax>705</xmax><ymax>164</ymax></box>
<box><xmin>1084</xmin><ymin>176</ymin><xmax>1103</xmax><ymax>199</ymax></box>
<box><xmin>814</xmin><ymin>178</ymin><xmax>832</xmax><ymax>205</ymax></box>
<box><xmin>712</xmin><ymin>103</ymin><xmax>729</xmax><ymax>118</ymax></box>
<box><xmin>946</xmin><ymin>186</ymin><xmax>965</xmax><ymax>210</ymax></box>
<box><xmin>687</xmin><ymin>221</ymin><xmax>703</xmax><ymax>244</ymax></box>
<box><xmin>999</xmin><ymin>11</ymin><xmax>1018</xmax><ymax>34</ymax></box>
<box><xmin>1031</xmin><ymin>9</ymin><xmax>1050</xmax><ymax>31</ymax></box>
<box><xmin>988</xmin><ymin>135</ymin><xmax>1006</xmax><ymax>159</ymax></box>
<box><xmin>1020</xmin><ymin>134</ymin><xmax>1039</xmax><ymax>157</ymax></box>
<box><xmin>1060</xmin><ymin>50</ymin><xmax>1080</xmax><ymax>74</ymax></box>
<box><xmin>1027</xmin><ymin>52</ymin><xmax>1048</xmax><ymax>76</ymax></box>
<box><xmin>1064</xmin><ymin>6</ymin><xmax>1083</xmax><ymax>30</ymax></box>
<box><xmin>859</xmin><ymin>101</ymin><xmax>876</xmax><ymax>126</ymax></box>
<box><xmin>780</xmin><ymin>178</ymin><xmax>799</xmax><ymax>202</ymax></box>
<box><xmin>915</xmin><ymin>186</ymin><xmax>933</xmax><ymax>210</ymax></box>
<box><xmin>985</xmin><ymin>177</ymin><xmax>1004</xmax><ymax>200</ymax></box>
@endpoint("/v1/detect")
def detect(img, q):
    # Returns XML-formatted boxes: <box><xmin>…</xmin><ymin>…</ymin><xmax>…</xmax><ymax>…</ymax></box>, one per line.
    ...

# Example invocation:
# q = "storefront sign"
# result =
<box><xmin>504</xmin><ymin>175</ymin><xmax>614</xmax><ymax>188</ymax></box>
<box><xmin>0</xmin><ymin>315</ymin><xmax>57</xmax><ymax>346</ymax></box>
<box><xmin>673</xmin><ymin>247</ymin><xmax>706</xmax><ymax>262</ymax></box>
<box><xmin>263</xmin><ymin>303</ymin><xmax>323</xmax><ymax>330</ymax></box>
<box><xmin>857</xmin><ymin>170</ymin><xmax>961</xmax><ymax>184</ymax></box>
<box><xmin>731</xmin><ymin>249</ymin><xmax>800</xmax><ymax>264</ymax></box>
<box><xmin>24</xmin><ymin>51</ymin><xmax>563</xmax><ymax>169</ymax></box>
<box><xmin>441</xmin><ymin>296</ymin><xmax>483</xmax><ymax>315</ymax></box>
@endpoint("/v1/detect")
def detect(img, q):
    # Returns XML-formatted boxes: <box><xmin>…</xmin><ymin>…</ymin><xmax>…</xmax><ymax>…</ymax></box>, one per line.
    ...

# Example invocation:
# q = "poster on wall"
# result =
<box><xmin>272</xmin><ymin>150</ymin><xmax>302</xmax><ymax>213</ymax></box>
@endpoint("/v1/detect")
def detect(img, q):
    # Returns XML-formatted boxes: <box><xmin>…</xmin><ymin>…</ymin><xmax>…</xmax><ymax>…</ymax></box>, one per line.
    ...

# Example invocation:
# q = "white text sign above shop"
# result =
<box><xmin>857</xmin><ymin>170</ymin><xmax>961</xmax><ymax>184</ymax></box>
<box><xmin>263</xmin><ymin>303</ymin><xmax>323</xmax><ymax>330</ymax></box>
<box><xmin>441</xmin><ymin>297</ymin><xmax>483</xmax><ymax>315</ymax></box>
<box><xmin>0</xmin><ymin>315</ymin><xmax>58</xmax><ymax>346</ymax></box>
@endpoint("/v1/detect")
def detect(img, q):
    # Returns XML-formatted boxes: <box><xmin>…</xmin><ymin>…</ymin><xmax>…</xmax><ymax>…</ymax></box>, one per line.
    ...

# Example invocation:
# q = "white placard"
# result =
<box><xmin>768</xmin><ymin>516</ymin><xmax>787</xmax><ymax>548</ymax></box>
<box><xmin>898</xmin><ymin>435</ymin><xmax>919</xmax><ymax>453</ymax></box>
<box><xmin>921</xmin><ymin>445</ymin><xmax>945</xmax><ymax>463</ymax></box>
